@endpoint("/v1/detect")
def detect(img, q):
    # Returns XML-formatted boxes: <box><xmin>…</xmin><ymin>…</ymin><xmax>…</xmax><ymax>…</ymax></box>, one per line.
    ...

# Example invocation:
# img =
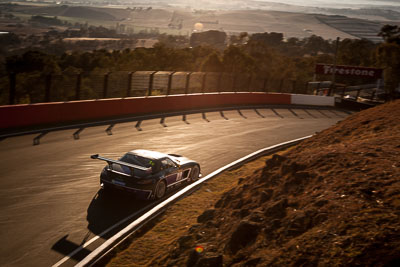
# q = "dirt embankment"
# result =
<box><xmin>151</xmin><ymin>100</ymin><xmax>400</xmax><ymax>266</ymax></box>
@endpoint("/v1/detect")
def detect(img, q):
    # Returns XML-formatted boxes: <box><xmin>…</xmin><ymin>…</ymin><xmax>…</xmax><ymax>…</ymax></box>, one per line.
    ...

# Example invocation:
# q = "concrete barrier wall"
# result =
<box><xmin>291</xmin><ymin>94</ymin><xmax>335</xmax><ymax>106</ymax></box>
<box><xmin>0</xmin><ymin>93</ymin><xmax>291</xmax><ymax>129</ymax></box>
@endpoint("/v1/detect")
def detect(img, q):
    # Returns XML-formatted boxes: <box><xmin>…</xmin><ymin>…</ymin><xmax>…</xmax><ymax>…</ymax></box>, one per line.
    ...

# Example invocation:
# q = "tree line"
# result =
<box><xmin>1</xmin><ymin>25</ymin><xmax>399</xmax><ymax>105</ymax></box>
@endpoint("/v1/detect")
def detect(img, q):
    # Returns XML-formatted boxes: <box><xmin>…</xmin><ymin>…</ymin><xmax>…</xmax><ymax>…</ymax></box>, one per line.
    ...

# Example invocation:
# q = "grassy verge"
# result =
<box><xmin>102</xmin><ymin>150</ymin><xmax>290</xmax><ymax>266</ymax></box>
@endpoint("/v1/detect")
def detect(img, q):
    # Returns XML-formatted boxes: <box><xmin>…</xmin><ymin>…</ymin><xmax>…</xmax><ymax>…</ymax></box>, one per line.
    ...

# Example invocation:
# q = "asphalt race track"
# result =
<box><xmin>0</xmin><ymin>107</ymin><xmax>351</xmax><ymax>266</ymax></box>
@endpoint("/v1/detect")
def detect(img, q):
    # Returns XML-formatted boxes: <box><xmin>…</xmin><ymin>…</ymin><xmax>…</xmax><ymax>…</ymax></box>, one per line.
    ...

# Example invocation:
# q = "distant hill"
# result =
<box><xmin>13</xmin><ymin>5</ymin><xmax>119</xmax><ymax>21</ymax></box>
<box><xmin>60</xmin><ymin>6</ymin><xmax>116</xmax><ymax>21</ymax></box>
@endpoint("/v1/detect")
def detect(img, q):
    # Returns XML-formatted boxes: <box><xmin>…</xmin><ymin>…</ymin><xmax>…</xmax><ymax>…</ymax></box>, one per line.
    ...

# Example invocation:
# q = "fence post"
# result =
<box><xmin>166</xmin><ymin>71</ymin><xmax>176</xmax><ymax>95</ymax></box>
<box><xmin>315</xmin><ymin>82</ymin><xmax>321</xmax><ymax>95</ymax></box>
<box><xmin>231</xmin><ymin>74</ymin><xmax>236</xmax><ymax>92</ymax></box>
<box><xmin>75</xmin><ymin>72</ymin><xmax>82</xmax><ymax>100</ymax></box>
<box><xmin>230</xmin><ymin>73</ymin><xmax>236</xmax><ymax>92</ymax></box>
<box><xmin>185</xmin><ymin>72</ymin><xmax>192</xmax><ymax>94</ymax></box>
<box><xmin>292</xmin><ymin>80</ymin><xmax>297</xmax><ymax>94</ymax></box>
<box><xmin>45</xmin><ymin>73</ymin><xmax>52</xmax><ymax>102</ymax></box>
<box><xmin>9</xmin><ymin>72</ymin><xmax>16</xmax><ymax>105</ymax></box>
<box><xmin>148</xmin><ymin>71</ymin><xmax>157</xmax><ymax>96</ymax></box>
<box><xmin>126</xmin><ymin>72</ymin><xmax>133</xmax><ymax>97</ymax></box>
<box><xmin>247</xmin><ymin>75</ymin><xmax>252</xmax><ymax>92</ymax></box>
<box><xmin>356</xmin><ymin>88</ymin><xmax>361</xmax><ymax>100</ymax></box>
<box><xmin>279</xmin><ymin>78</ymin><xmax>284</xmax><ymax>92</ymax></box>
<box><xmin>341</xmin><ymin>86</ymin><xmax>346</xmax><ymax>98</ymax></box>
<box><xmin>370</xmin><ymin>88</ymin><xmax>376</xmax><ymax>100</ymax></box>
<box><xmin>201</xmin><ymin>73</ymin><xmax>207</xmax><ymax>93</ymax></box>
<box><xmin>217</xmin><ymin>73</ymin><xmax>223</xmax><ymax>92</ymax></box>
<box><xmin>103</xmin><ymin>72</ymin><xmax>110</xmax><ymax>99</ymax></box>
<box><xmin>263</xmin><ymin>77</ymin><xmax>268</xmax><ymax>92</ymax></box>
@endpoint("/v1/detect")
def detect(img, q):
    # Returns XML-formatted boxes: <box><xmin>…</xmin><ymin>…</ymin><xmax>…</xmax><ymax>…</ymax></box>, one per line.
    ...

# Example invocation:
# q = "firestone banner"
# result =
<box><xmin>315</xmin><ymin>64</ymin><xmax>383</xmax><ymax>79</ymax></box>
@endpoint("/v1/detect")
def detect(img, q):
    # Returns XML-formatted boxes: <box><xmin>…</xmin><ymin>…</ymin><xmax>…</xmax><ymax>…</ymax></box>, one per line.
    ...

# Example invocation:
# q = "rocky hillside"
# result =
<box><xmin>152</xmin><ymin>100</ymin><xmax>400</xmax><ymax>266</ymax></box>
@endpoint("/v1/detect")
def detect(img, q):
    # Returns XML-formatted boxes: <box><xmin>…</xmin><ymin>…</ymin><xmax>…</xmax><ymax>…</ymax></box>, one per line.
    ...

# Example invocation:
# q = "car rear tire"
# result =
<box><xmin>154</xmin><ymin>180</ymin><xmax>167</xmax><ymax>199</ymax></box>
<box><xmin>190</xmin><ymin>165</ymin><xmax>200</xmax><ymax>182</ymax></box>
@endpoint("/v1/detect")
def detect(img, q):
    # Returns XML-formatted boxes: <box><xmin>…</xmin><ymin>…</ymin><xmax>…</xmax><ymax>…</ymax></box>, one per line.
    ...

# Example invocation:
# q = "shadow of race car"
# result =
<box><xmin>91</xmin><ymin>149</ymin><xmax>201</xmax><ymax>200</ymax></box>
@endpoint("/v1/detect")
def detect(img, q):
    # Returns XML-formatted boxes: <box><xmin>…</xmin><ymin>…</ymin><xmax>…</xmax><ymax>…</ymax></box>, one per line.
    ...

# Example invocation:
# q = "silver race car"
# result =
<box><xmin>91</xmin><ymin>150</ymin><xmax>201</xmax><ymax>200</ymax></box>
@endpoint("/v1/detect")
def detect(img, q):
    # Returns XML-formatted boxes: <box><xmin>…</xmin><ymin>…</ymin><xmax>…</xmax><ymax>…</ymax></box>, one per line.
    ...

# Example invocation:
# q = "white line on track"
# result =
<box><xmin>53</xmin><ymin>135</ymin><xmax>312</xmax><ymax>267</ymax></box>
<box><xmin>52</xmin><ymin>204</ymin><xmax>151</xmax><ymax>267</ymax></box>
<box><xmin>75</xmin><ymin>135</ymin><xmax>312</xmax><ymax>267</ymax></box>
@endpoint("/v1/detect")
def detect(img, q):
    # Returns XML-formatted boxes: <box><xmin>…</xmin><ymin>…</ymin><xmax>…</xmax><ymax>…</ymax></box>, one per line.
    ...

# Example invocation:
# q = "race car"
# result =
<box><xmin>91</xmin><ymin>149</ymin><xmax>201</xmax><ymax>200</ymax></box>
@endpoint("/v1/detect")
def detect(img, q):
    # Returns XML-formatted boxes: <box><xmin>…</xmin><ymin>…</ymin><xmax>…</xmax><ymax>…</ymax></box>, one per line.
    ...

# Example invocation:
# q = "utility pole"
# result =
<box><xmin>330</xmin><ymin>37</ymin><xmax>340</xmax><ymax>96</ymax></box>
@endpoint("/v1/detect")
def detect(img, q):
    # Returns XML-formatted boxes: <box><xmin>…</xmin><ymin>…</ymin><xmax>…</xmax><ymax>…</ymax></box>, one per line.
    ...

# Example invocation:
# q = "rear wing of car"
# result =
<box><xmin>91</xmin><ymin>154</ymin><xmax>152</xmax><ymax>177</ymax></box>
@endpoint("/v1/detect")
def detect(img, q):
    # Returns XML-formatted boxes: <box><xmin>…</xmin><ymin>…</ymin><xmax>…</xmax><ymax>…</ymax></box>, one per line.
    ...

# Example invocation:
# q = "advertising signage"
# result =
<box><xmin>315</xmin><ymin>64</ymin><xmax>383</xmax><ymax>79</ymax></box>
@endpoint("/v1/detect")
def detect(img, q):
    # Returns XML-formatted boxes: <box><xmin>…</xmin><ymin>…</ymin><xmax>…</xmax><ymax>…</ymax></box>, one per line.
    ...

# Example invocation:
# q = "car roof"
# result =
<box><xmin>128</xmin><ymin>149</ymin><xmax>169</xmax><ymax>160</ymax></box>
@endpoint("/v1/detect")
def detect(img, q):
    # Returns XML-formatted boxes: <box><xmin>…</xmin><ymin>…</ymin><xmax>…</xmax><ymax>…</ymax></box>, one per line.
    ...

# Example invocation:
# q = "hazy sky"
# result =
<box><xmin>256</xmin><ymin>0</ymin><xmax>400</xmax><ymax>8</ymax></box>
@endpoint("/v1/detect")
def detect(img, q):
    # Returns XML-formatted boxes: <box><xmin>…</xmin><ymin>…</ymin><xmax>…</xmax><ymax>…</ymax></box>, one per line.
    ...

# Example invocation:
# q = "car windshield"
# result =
<box><xmin>120</xmin><ymin>153</ymin><xmax>154</xmax><ymax>168</ymax></box>
<box><xmin>118</xmin><ymin>153</ymin><xmax>160</xmax><ymax>176</ymax></box>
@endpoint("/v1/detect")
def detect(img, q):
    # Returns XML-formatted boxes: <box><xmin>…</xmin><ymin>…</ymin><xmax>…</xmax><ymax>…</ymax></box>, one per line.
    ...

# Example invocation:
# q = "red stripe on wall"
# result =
<box><xmin>0</xmin><ymin>93</ymin><xmax>291</xmax><ymax>129</ymax></box>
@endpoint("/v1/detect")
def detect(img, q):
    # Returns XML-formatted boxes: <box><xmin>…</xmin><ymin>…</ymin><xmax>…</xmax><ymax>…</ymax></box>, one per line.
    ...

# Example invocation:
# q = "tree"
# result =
<box><xmin>378</xmin><ymin>25</ymin><xmax>400</xmax><ymax>45</ymax></box>
<box><xmin>286</xmin><ymin>37</ymin><xmax>301</xmax><ymax>46</ymax></box>
<box><xmin>250</xmin><ymin>32</ymin><xmax>283</xmax><ymax>47</ymax></box>
<box><xmin>200</xmin><ymin>52</ymin><xmax>223</xmax><ymax>72</ymax></box>
<box><xmin>29</xmin><ymin>15</ymin><xmax>63</xmax><ymax>26</ymax></box>
<box><xmin>376</xmin><ymin>42</ymin><xmax>400</xmax><ymax>99</ymax></box>
<box><xmin>0</xmin><ymin>32</ymin><xmax>21</xmax><ymax>46</ymax></box>
<box><xmin>157</xmin><ymin>34</ymin><xmax>189</xmax><ymax>48</ymax></box>
<box><xmin>302</xmin><ymin>35</ymin><xmax>333</xmax><ymax>55</ymax></box>
<box><xmin>222</xmin><ymin>45</ymin><xmax>257</xmax><ymax>74</ymax></box>
<box><xmin>337</xmin><ymin>38</ymin><xmax>376</xmax><ymax>66</ymax></box>
<box><xmin>190</xmin><ymin>30</ymin><xmax>227</xmax><ymax>50</ymax></box>
<box><xmin>6</xmin><ymin>51</ymin><xmax>60</xmax><ymax>74</ymax></box>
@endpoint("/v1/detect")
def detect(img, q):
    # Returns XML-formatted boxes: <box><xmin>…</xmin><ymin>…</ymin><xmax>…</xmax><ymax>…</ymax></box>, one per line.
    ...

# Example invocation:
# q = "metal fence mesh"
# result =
<box><xmin>188</xmin><ymin>72</ymin><xmax>204</xmax><ymax>94</ymax></box>
<box><xmin>51</xmin><ymin>74</ymin><xmax>77</xmax><ymax>102</ymax></box>
<box><xmin>2</xmin><ymin>70</ymin><xmax>315</xmax><ymax>105</ymax></box>
<box><xmin>170</xmin><ymin>72</ymin><xmax>187</xmax><ymax>95</ymax></box>
<box><xmin>108</xmin><ymin>72</ymin><xmax>130</xmax><ymax>98</ymax></box>
<box><xmin>0</xmin><ymin>76</ymin><xmax>10</xmax><ymax>105</ymax></box>
<box><xmin>252</xmin><ymin>77</ymin><xmax>266</xmax><ymax>92</ymax></box>
<box><xmin>132</xmin><ymin>71</ymin><xmax>151</xmax><ymax>96</ymax></box>
<box><xmin>153</xmin><ymin>71</ymin><xmax>170</xmax><ymax>95</ymax></box>
<box><xmin>81</xmin><ymin>73</ymin><xmax>104</xmax><ymax>100</ymax></box>
<box><xmin>15</xmin><ymin>72</ymin><xmax>44</xmax><ymax>104</ymax></box>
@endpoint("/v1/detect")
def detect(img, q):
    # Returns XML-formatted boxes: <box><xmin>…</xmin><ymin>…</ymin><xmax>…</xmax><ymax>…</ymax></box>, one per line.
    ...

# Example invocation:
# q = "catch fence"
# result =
<box><xmin>2</xmin><ymin>71</ymin><xmax>312</xmax><ymax>105</ymax></box>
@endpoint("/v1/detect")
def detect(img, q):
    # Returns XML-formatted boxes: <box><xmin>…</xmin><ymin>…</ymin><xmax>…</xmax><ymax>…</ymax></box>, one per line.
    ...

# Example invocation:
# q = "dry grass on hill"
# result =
<box><xmin>104</xmin><ymin>150</ymin><xmax>284</xmax><ymax>266</ymax></box>
<box><xmin>150</xmin><ymin>100</ymin><xmax>400</xmax><ymax>266</ymax></box>
<box><xmin>105</xmin><ymin>100</ymin><xmax>400</xmax><ymax>267</ymax></box>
